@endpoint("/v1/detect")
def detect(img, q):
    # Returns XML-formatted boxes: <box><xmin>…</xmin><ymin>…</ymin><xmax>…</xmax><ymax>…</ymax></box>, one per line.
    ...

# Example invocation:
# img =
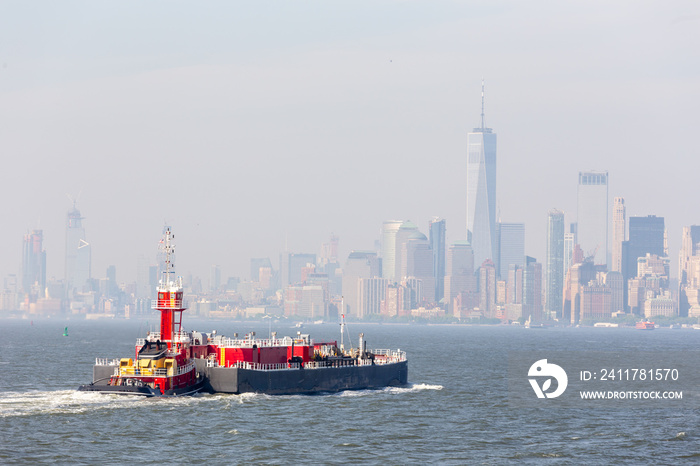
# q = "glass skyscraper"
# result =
<box><xmin>466</xmin><ymin>86</ymin><xmax>497</xmax><ymax>270</ymax></box>
<box><xmin>577</xmin><ymin>171</ymin><xmax>608</xmax><ymax>266</ymax></box>
<box><xmin>624</xmin><ymin>215</ymin><xmax>665</xmax><ymax>280</ymax></box>
<box><xmin>380</xmin><ymin>220</ymin><xmax>403</xmax><ymax>281</ymax></box>
<box><xmin>545</xmin><ymin>210</ymin><xmax>565</xmax><ymax>319</ymax></box>
<box><xmin>429</xmin><ymin>217</ymin><xmax>446</xmax><ymax>303</ymax></box>
<box><xmin>65</xmin><ymin>204</ymin><xmax>91</xmax><ymax>298</ymax></box>
<box><xmin>22</xmin><ymin>229</ymin><xmax>46</xmax><ymax>295</ymax></box>
<box><xmin>495</xmin><ymin>222</ymin><xmax>524</xmax><ymax>280</ymax></box>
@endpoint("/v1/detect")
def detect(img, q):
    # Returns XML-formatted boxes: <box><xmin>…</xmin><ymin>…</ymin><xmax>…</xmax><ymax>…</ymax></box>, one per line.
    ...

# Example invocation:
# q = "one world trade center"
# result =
<box><xmin>466</xmin><ymin>82</ymin><xmax>497</xmax><ymax>270</ymax></box>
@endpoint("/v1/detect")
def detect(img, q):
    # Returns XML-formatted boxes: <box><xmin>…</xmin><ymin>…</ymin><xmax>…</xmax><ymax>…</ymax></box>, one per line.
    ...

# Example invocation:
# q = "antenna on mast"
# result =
<box><xmin>480</xmin><ymin>78</ymin><xmax>485</xmax><ymax>130</ymax></box>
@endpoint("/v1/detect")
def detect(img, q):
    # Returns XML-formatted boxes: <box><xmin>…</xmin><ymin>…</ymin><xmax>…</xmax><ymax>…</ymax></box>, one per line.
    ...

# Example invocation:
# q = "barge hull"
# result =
<box><xmin>195</xmin><ymin>359</ymin><xmax>408</xmax><ymax>395</ymax></box>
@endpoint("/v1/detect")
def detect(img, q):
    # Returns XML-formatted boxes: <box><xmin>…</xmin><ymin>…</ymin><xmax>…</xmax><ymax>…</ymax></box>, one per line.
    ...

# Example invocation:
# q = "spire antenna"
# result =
<box><xmin>480</xmin><ymin>78</ymin><xmax>485</xmax><ymax>130</ymax></box>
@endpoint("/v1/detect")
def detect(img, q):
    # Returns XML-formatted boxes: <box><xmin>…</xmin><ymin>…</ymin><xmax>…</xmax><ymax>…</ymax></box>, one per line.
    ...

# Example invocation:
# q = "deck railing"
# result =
<box><xmin>151</xmin><ymin>299</ymin><xmax>184</xmax><ymax>309</ymax></box>
<box><xmin>208</xmin><ymin>350</ymin><xmax>407</xmax><ymax>372</ymax></box>
<box><xmin>135</xmin><ymin>331</ymin><xmax>189</xmax><ymax>346</ymax></box>
<box><xmin>215</xmin><ymin>336</ymin><xmax>313</xmax><ymax>348</ymax></box>
<box><xmin>95</xmin><ymin>358</ymin><xmax>120</xmax><ymax>366</ymax></box>
<box><xmin>103</xmin><ymin>360</ymin><xmax>196</xmax><ymax>378</ymax></box>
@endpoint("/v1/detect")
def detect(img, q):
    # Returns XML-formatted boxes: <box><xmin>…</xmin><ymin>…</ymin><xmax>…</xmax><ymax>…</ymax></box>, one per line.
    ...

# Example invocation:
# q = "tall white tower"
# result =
<box><xmin>466</xmin><ymin>81</ymin><xmax>497</xmax><ymax>269</ymax></box>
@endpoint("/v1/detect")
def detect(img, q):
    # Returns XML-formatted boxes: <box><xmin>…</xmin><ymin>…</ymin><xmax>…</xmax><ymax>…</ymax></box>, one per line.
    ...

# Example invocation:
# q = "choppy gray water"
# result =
<box><xmin>1</xmin><ymin>319</ymin><xmax>699</xmax><ymax>464</ymax></box>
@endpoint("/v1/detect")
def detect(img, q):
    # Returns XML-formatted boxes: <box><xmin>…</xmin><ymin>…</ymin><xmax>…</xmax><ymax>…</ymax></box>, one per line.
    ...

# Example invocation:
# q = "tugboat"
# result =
<box><xmin>78</xmin><ymin>227</ymin><xmax>204</xmax><ymax>396</ymax></box>
<box><xmin>81</xmin><ymin>228</ymin><xmax>408</xmax><ymax>396</ymax></box>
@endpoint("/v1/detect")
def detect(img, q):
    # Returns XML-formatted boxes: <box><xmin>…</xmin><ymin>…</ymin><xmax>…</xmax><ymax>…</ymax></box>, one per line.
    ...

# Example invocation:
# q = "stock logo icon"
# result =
<box><xmin>528</xmin><ymin>359</ymin><xmax>568</xmax><ymax>399</ymax></box>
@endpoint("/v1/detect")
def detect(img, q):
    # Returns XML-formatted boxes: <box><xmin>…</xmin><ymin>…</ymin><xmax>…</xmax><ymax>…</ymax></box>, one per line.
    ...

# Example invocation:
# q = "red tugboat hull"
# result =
<box><xmin>78</xmin><ymin>376</ymin><xmax>206</xmax><ymax>397</ymax></box>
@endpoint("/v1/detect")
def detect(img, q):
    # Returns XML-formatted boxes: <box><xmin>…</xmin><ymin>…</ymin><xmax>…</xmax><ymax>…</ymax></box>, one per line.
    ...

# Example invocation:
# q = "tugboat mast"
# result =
<box><xmin>155</xmin><ymin>227</ymin><xmax>185</xmax><ymax>350</ymax></box>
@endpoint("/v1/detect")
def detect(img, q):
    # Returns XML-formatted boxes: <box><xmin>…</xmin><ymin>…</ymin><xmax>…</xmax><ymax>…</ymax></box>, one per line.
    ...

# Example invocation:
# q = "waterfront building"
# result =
<box><xmin>383</xmin><ymin>283</ymin><xmax>411</xmax><ymax>317</ymax></box>
<box><xmin>644</xmin><ymin>291</ymin><xmax>675</xmax><ymax>318</ymax></box>
<box><xmin>627</xmin><ymin>253</ymin><xmax>672</xmax><ymax>316</ymax></box>
<box><xmin>401</xmin><ymin>277</ymin><xmax>424</xmax><ymax>310</ymax></box>
<box><xmin>580</xmin><ymin>283</ymin><xmax>612</xmax><ymax>322</ymax></box>
<box><xmin>358</xmin><ymin>278</ymin><xmax>387</xmax><ymax>318</ymax></box>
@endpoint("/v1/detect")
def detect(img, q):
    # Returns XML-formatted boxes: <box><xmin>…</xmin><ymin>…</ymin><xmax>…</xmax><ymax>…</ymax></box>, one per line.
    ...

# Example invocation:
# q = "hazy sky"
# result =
<box><xmin>2</xmin><ymin>1</ymin><xmax>699</xmax><ymax>284</ymax></box>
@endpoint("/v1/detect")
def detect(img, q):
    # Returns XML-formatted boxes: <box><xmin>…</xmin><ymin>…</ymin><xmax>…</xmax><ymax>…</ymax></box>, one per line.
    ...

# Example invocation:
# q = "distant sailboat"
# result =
<box><xmin>63</xmin><ymin>326</ymin><xmax>69</xmax><ymax>337</ymax></box>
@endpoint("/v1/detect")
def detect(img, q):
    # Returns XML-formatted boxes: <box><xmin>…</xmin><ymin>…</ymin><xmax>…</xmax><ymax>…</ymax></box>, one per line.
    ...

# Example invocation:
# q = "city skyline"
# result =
<box><xmin>2</xmin><ymin>2</ymin><xmax>698</xmax><ymax>284</ymax></box>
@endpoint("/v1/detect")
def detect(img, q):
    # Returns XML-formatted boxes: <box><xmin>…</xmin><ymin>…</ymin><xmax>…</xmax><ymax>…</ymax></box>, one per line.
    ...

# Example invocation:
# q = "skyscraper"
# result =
<box><xmin>612</xmin><ymin>197</ymin><xmax>626</xmax><ymax>272</ymax></box>
<box><xmin>479</xmin><ymin>259</ymin><xmax>497</xmax><ymax>318</ymax></box>
<box><xmin>65</xmin><ymin>204</ymin><xmax>91</xmax><ymax>298</ymax></box>
<box><xmin>210</xmin><ymin>265</ymin><xmax>221</xmax><ymax>292</ymax></box>
<box><xmin>577</xmin><ymin>171</ymin><xmax>608</xmax><ymax>266</ymax></box>
<box><xmin>545</xmin><ymin>210</ymin><xmax>565</xmax><ymax>319</ymax></box>
<box><xmin>380</xmin><ymin>220</ymin><xmax>403</xmax><ymax>281</ymax></box>
<box><xmin>623</xmin><ymin>215</ymin><xmax>665</xmax><ymax>283</ymax></box>
<box><xmin>563</xmin><ymin>223</ymin><xmax>578</xmax><ymax>289</ymax></box>
<box><xmin>628</xmin><ymin>216</ymin><xmax>665</xmax><ymax>260</ymax></box>
<box><xmin>679</xmin><ymin>226</ymin><xmax>700</xmax><ymax>317</ymax></box>
<box><xmin>404</xmin><ymin>234</ymin><xmax>435</xmax><ymax>304</ymax></box>
<box><xmin>622</xmin><ymin>215</ymin><xmax>666</xmax><ymax>313</ymax></box>
<box><xmin>281</xmin><ymin>253</ymin><xmax>316</xmax><ymax>286</ymax></box>
<box><xmin>523</xmin><ymin>256</ymin><xmax>543</xmax><ymax>321</ymax></box>
<box><xmin>394</xmin><ymin>221</ymin><xmax>420</xmax><ymax>281</ymax></box>
<box><xmin>342</xmin><ymin>251</ymin><xmax>380</xmax><ymax>317</ymax></box>
<box><xmin>358</xmin><ymin>277</ymin><xmax>387</xmax><ymax>318</ymax></box>
<box><xmin>466</xmin><ymin>82</ymin><xmax>497</xmax><ymax>270</ymax></box>
<box><xmin>320</xmin><ymin>234</ymin><xmax>339</xmax><ymax>266</ymax></box>
<box><xmin>251</xmin><ymin>257</ymin><xmax>273</xmax><ymax>282</ymax></box>
<box><xmin>563</xmin><ymin>232</ymin><xmax>575</xmax><ymax>284</ymax></box>
<box><xmin>445</xmin><ymin>241</ymin><xmax>477</xmax><ymax>314</ymax></box>
<box><xmin>429</xmin><ymin>218</ymin><xmax>446</xmax><ymax>304</ymax></box>
<box><xmin>22</xmin><ymin>230</ymin><xmax>46</xmax><ymax>295</ymax></box>
<box><xmin>496</xmin><ymin>222</ymin><xmax>525</xmax><ymax>280</ymax></box>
